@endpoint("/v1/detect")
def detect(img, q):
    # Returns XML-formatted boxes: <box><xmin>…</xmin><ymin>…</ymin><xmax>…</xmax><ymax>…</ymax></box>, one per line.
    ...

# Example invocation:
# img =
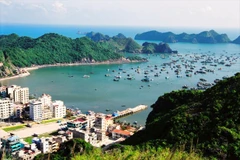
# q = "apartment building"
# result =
<box><xmin>0</xmin><ymin>98</ymin><xmax>14</xmax><ymax>119</ymax></box>
<box><xmin>7</xmin><ymin>85</ymin><xmax>29</xmax><ymax>104</ymax></box>
<box><xmin>29</xmin><ymin>101</ymin><xmax>42</xmax><ymax>121</ymax></box>
<box><xmin>52</xmin><ymin>100</ymin><xmax>66</xmax><ymax>118</ymax></box>
<box><xmin>39</xmin><ymin>93</ymin><xmax>52</xmax><ymax>107</ymax></box>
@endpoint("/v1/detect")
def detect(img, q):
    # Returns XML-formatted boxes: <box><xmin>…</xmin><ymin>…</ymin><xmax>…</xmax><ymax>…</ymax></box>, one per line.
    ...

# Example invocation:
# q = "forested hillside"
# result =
<box><xmin>123</xmin><ymin>72</ymin><xmax>240</xmax><ymax>159</ymax></box>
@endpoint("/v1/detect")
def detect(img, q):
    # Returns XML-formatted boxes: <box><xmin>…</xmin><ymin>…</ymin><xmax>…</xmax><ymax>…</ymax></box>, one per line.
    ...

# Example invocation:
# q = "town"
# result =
<box><xmin>0</xmin><ymin>85</ymin><xmax>147</xmax><ymax>159</ymax></box>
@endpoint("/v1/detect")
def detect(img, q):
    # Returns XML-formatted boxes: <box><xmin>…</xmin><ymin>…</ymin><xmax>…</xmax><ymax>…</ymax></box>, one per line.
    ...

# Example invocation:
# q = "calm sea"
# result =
<box><xmin>0</xmin><ymin>24</ymin><xmax>240</xmax><ymax>125</ymax></box>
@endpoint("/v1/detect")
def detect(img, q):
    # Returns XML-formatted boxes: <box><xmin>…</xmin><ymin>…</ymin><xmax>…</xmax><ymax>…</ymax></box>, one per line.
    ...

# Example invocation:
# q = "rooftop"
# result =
<box><xmin>112</xmin><ymin>129</ymin><xmax>131</xmax><ymax>136</ymax></box>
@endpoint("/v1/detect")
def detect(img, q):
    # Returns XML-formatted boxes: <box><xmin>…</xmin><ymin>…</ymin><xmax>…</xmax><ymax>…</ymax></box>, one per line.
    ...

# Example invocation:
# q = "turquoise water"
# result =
<box><xmin>0</xmin><ymin>25</ymin><xmax>240</xmax><ymax>125</ymax></box>
<box><xmin>1</xmin><ymin>43</ymin><xmax>240</xmax><ymax>125</ymax></box>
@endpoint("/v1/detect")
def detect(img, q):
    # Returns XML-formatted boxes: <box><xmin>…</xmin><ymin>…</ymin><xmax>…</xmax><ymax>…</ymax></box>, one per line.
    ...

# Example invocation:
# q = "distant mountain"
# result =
<box><xmin>86</xmin><ymin>32</ymin><xmax>142</xmax><ymax>53</ymax></box>
<box><xmin>86</xmin><ymin>32</ymin><xmax>176</xmax><ymax>54</ymax></box>
<box><xmin>135</xmin><ymin>30</ymin><xmax>231</xmax><ymax>43</ymax></box>
<box><xmin>232</xmin><ymin>36</ymin><xmax>240</xmax><ymax>44</ymax></box>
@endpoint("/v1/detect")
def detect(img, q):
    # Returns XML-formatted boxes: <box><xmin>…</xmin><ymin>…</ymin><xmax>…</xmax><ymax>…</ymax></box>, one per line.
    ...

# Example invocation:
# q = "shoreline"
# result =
<box><xmin>0</xmin><ymin>58</ymin><xmax>147</xmax><ymax>81</ymax></box>
<box><xmin>0</xmin><ymin>72</ymin><xmax>30</xmax><ymax>81</ymax></box>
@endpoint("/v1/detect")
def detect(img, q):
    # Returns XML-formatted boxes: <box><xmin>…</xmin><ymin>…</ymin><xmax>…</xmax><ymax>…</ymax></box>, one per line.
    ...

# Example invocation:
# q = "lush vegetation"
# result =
<box><xmin>123</xmin><ymin>72</ymin><xmax>240</xmax><ymax>159</ymax></box>
<box><xmin>86</xmin><ymin>32</ymin><xmax>176</xmax><ymax>54</ymax></box>
<box><xmin>142</xmin><ymin>42</ymin><xmax>177</xmax><ymax>53</ymax></box>
<box><xmin>34</xmin><ymin>138</ymin><xmax>204</xmax><ymax>160</ymax></box>
<box><xmin>135</xmin><ymin>30</ymin><xmax>231</xmax><ymax>43</ymax></box>
<box><xmin>0</xmin><ymin>33</ymin><xmax>123</xmax><ymax>68</ymax></box>
<box><xmin>86</xmin><ymin>32</ymin><xmax>142</xmax><ymax>53</ymax></box>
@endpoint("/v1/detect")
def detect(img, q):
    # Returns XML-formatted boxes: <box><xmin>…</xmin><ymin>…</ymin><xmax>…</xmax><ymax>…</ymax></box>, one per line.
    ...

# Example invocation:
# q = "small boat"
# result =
<box><xmin>83</xmin><ymin>75</ymin><xmax>90</xmax><ymax>78</ymax></box>
<box><xmin>200</xmin><ymin>78</ymin><xmax>207</xmax><ymax>82</ymax></box>
<box><xmin>182</xmin><ymin>85</ymin><xmax>188</xmax><ymax>89</ymax></box>
<box><xmin>113</xmin><ymin>78</ymin><xmax>119</xmax><ymax>81</ymax></box>
<box><xmin>106</xmin><ymin>109</ymin><xmax>111</xmax><ymax>112</ymax></box>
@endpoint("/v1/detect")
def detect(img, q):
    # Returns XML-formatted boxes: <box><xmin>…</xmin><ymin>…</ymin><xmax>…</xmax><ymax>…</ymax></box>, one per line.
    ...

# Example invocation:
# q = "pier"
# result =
<box><xmin>113</xmin><ymin>105</ymin><xmax>148</xmax><ymax>119</ymax></box>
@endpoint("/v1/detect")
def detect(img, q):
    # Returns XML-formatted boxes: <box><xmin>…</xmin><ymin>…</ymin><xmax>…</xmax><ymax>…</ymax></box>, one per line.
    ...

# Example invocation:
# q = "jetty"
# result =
<box><xmin>113</xmin><ymin>105</ymin><xmax>148</xmax><ymax>119</ymax></box>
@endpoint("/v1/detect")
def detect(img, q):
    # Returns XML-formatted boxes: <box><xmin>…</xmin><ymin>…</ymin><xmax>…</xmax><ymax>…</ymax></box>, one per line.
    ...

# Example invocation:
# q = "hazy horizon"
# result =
<box><xmin>0</xmin><ymin>0</ymin><xmax>239</xmax><ymax>29</ymax></box>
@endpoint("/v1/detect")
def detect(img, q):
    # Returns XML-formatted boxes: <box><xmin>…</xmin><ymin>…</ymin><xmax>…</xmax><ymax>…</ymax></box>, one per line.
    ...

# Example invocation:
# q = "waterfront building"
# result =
<box><xmin>94</xmin><ymin>114</ymin><xmax>107</xmax><ymax>130</ymax></box>
<box><xmin>0</xmin><ymin>98</ymin><xmax>14</xmax><ymax>120</ymax></box>
<box><xmin>51</xmin><ymin>100</ymin><xmax>66</xmax><ymax>118</ymax></box>
<box><xmin>39</xmin><ymin>94</ymin><xmax>52</xmax><ymax>107</ymax></box>
<box><xmin>7</xmin><ymin>85</ymin><xmax>29</xmax><ymax>104</ymax></box>
<box><xmin>42</xmin><ymin>106</ymin><xmax>53</xmax><ymax>120</ymax></box>
<box><xmin>112</xmin><ymin>129</ymin><xmax>133</xmax><ymax>139</ymax></box>
<box><xmin>67</xmin><ymin>117</ymin><xmax>88</xmax><ymax>129</ymax></box>
<box><xmin>29</xmin><ymin>101</ymin><xmax>42</xmax><ymax>121</ymax></box>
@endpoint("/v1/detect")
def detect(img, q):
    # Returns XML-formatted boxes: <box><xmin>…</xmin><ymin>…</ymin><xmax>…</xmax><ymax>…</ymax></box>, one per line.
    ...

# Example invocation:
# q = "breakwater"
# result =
<box><xmin>113</xmin><ymin>105</ymin><xmax>148</xmax><ymax>119</ymax></box>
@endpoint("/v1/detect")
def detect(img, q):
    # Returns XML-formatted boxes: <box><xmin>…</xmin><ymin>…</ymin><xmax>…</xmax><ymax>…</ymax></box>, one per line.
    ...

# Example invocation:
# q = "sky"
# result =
<box><xmin>0</xmin><ymin>0</ymin><xmax>240</xmax><ymax>29</ymax></box>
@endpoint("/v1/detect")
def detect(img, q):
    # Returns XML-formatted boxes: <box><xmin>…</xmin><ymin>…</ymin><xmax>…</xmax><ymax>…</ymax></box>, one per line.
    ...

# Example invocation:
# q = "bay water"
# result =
<box><xmin>0</xmin><ymin>25</ymin><xmax>240</xmax><ymax>125</ymax></box>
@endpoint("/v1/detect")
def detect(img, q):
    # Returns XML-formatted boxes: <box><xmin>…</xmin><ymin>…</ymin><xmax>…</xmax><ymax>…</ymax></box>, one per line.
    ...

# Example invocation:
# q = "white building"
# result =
<box><xmin>40</xmin><ymin>137</ymin><xmax>59</xmax><ymax>154</ymax></box>
<box><xmin>13</xmin><ymin>104</ymin><xmax>24</xmax><ymax>118</ymax></box>
<box><xmin>7</xmin><ymin>85</ymin><xmax>29</xmax><ymax>104</ymax></box>
<box><xmin>29</xmin><ymin>101</ymin><xmax>42</xmax><ymax>121</ymax></box>
<box><xmin>51</xmin><ymin>100</ymin><xmax>66</xmax><ymax>118</ymax></box>
<box><xmin>0</xmin><ymin>98</ymin><xmax>14</xmax><ymax>119</ymax></box>
<box><xmin>40</xmin><ymin>138</ymin><xmax>50</xmax><ymax>154</ymax></box>
<box><xmin>39</xmin><ymin>93</ymin><xmax>52</xmax><ymax>107</ymax></box>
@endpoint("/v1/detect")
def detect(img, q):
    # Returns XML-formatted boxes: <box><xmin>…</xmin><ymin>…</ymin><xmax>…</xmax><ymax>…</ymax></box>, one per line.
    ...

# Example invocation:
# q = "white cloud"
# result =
<box><xmin>0</xmin><ymin>0</ymin><xmax>239</xmax><ymax>29</ymax></box>
<box><xmin>52</xmin><ymin>1</ymin><xmax>67</xmax><ymax>13</ymax></box>
<box><xmin>0</xmin><ymin>0</ymin><xmax>11</xmax><ymax>5</ymax></box>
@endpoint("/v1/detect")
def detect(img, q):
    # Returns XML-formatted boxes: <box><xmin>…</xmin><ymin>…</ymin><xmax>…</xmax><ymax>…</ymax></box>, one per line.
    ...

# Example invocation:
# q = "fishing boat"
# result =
<box><xmin>83</xmin><ymin>75</ymin><xmax>90</xmax><ymax>78</ymax></box>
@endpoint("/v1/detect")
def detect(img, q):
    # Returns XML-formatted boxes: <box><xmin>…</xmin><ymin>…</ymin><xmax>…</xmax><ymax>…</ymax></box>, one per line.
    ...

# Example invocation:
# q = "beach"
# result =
<box><xmin>0</xmin><ymin>58</ymin><xmax>146</xmax><ymax>82</ymax></box>
<box><xmin>0</xmin><ymin>72</ymin><xmax>30</xmax><ymax>81</ymax></box>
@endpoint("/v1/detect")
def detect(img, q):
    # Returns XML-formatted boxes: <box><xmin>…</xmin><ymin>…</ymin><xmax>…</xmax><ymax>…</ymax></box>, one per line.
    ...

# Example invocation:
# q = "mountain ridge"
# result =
<box><xmin>135</xmin><ymin>30</ymin><xmax>232</xmax><ymax>43</ymax></box>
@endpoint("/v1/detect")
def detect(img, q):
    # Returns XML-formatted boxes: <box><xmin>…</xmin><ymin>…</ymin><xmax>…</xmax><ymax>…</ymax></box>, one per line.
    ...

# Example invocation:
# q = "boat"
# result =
<box><xmin>105</xmin><ymin>74</ymin><xmax>110</xmax><ymax>77</ymax></box>
<box><xmin>113</xmin><ymin>78</ymin><xmax>120</xmax><ymax>81</ymax></box>
<box><xmin>83</xmin><ymin>75</ymin><xmax>90</xmax><ymax>78</ymax></box>
<box><xmin>200</xmin><ymin>78</ymin><xmax>207</xmax><ymax>82</ymax></box>
<box><xmin>182</xmin><ymin>85</ymin><xmax>188</xmax><ymax>89</ymax></box>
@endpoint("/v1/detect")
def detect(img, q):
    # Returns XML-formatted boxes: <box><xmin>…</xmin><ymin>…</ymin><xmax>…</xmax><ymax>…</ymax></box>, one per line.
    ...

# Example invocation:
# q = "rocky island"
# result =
<box><xmin>135</xmin><ymin>30</ymin><xmax>231</xmax><ymax>43</ymax></box>
<box><xmin>232</xmin><ymin>35</ymin><xmax>240</xmax><ymax>44</ymax></box>
<box><xmin>86</xmin><ymin>32</ymin><xmax>177</xmax><ymax>54</ymax></box>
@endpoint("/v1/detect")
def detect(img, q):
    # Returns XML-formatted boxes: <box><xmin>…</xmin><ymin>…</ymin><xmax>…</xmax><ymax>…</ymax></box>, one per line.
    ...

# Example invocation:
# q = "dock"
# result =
<box><xmin>113</xmin><ymin>105</ymin><xmax>148</xmax><ymax>119</ymax></box>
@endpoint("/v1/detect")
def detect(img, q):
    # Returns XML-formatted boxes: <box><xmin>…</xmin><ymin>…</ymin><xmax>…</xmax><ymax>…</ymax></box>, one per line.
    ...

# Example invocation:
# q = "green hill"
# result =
<box><xmin>0</xmin><ymin>33</ymin><xmax>124</xmax><ymax>68</ymax></box>
<box><xmin>86</xmin><ymin>32</ymin><xmax>142</xmax><ymax>53</ymax></box>
<box><xmin>123</xmin><ymin>72</ymin><xmax>240</xmax><ymax>159</ymax></box>
<box><xmin>86</xmin><ymin>32</ymin><xmax>176</xmax><ymax>53</ymax></box>
<box><xmin>135</xmin><ymin>30</ymin><xmax>231</xmax><ymax>43</ymax></box>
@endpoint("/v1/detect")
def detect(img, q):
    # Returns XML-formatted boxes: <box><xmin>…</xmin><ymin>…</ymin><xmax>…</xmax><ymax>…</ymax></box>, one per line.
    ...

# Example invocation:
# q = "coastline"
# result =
<box><xmin>0</xmin><ymin>58</ymin><xmax>147</xmax><ymax>81</ymax></box>
<box><xmin>0</xmin><ymin>72</ymin><xmax>30</xmax><ymax>81</ymax></box>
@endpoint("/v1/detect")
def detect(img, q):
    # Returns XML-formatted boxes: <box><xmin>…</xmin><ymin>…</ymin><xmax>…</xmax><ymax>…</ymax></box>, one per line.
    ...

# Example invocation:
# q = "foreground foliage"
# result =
<box><xmin>34</xmin><ymin>139</ymin><xmax>204</xmax><ymax>160</ymax></box>
<box><xmin>123</xmin><ymin>72</ymin><xmax>240</xmax><ymax>159</ymax></box>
